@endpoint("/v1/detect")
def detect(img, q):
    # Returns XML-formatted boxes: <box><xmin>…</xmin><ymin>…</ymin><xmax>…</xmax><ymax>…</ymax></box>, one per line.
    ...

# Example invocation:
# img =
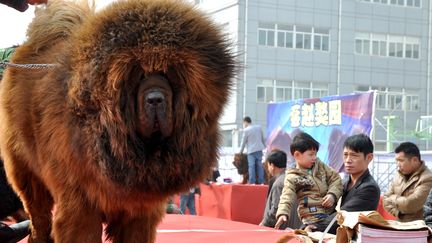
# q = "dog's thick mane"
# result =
<box><xmin>12</xmin><ymin>0</ymin><xmax>235</xmax><ymax>195</ymax></box>
<box><xmin>26</xmin><ymin>0</ymin><xmax>94</xmax><ymax>53</ymax></box>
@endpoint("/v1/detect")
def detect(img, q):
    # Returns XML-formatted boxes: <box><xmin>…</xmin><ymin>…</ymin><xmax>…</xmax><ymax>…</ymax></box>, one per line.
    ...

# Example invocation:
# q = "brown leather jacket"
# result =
<box><xmin>383</xmin><ymin>162</ymin><xmax>432</xmax><ymax>222</ymax></box>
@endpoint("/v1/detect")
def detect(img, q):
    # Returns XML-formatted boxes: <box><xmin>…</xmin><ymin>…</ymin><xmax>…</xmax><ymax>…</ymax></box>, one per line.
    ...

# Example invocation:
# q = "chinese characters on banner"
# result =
<box><xmin>290</xmin><ymin>100</ymin><xmax>342</xmax><ymax>128</ymax></box>
<box><xmin>266</xmin><ymin>92</ymin><xmax>375</xmax><ymax>172</ymax></box>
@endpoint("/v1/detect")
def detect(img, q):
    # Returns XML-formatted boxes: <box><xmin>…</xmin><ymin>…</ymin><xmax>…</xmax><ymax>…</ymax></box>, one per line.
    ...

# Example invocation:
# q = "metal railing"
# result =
<box><xmin>217</xmin><ymin>148</ymin><xmax>432</xmax><ymax>194</ymax></box>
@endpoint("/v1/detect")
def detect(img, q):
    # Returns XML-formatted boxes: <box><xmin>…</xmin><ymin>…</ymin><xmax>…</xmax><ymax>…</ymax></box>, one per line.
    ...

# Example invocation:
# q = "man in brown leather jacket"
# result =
<box><xmin>383</xmin><ymin>142</ymin><xmax>432</xmax><ymax>222</ymax></box>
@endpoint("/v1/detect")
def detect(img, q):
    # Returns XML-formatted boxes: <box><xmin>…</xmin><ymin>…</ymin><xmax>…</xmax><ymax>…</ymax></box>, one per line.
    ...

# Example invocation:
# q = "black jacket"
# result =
<box><xmin>320</xmin><ymin>169</ymin><xmax>380</xmax><ymax>234</ymax></box>
<box><xmin>339</xmin><ymin>169</ymin><xmax>380</xmax><ymax>212</ymax></box>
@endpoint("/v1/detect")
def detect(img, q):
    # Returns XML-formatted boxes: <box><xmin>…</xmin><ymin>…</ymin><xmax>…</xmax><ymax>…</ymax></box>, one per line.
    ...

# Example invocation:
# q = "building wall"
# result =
<box><xmin>192</xmin><ymin>0</ymin><xmax>431</xmax><ymax>150</ymax></box>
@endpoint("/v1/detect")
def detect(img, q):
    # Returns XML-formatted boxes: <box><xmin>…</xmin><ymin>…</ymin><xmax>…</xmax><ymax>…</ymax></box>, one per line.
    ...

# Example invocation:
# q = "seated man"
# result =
<box><xmin>383</xmin><ymin>142</ymin><xmax>432</xmax><ymax>222</ymax></box>
<box><xmin>307</xmin><ymin>134</ymin><xmax>380</xmax><ymax>234</ymax></box>
<box><xmin>260</xmin><ymin>150</ymin><xmax>301</xmax><ymax>229</ymax></box>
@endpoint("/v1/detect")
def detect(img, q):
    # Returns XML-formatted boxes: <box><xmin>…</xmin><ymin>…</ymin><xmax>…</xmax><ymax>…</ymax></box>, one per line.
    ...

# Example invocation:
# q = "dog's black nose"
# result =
<box><xmin>146</xmin><ymin>91</ymin><xmax>165</xmax><ymax>106</ymax></box>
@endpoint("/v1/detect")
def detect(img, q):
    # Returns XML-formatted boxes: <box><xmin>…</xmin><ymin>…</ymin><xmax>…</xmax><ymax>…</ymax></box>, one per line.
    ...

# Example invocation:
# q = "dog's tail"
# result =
<box><xmin>25</xmin><ymin>0</ymin><xmax>95</xmax><ymax>53</ymax></box>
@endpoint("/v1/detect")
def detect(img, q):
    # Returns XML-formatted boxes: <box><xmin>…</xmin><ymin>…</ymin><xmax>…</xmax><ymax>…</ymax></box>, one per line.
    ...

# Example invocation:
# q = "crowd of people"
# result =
<box><xmin>237</xmin><ymin>115</ymin><xmax>432</xmax><ymax>236</ymax></box>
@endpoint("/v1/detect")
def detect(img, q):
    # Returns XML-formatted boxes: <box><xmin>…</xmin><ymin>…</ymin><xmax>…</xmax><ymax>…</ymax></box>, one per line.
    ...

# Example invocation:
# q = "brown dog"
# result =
<box><xmin>233</xmin><ymin>153</ymin><xmax>248</xmax><ymax>184</ymax></box>
<box><xmin>0</xmin><ymin>0</ymin><xmax>235</xmax><ymax>242</ymax></box>
<box><xmin>233</xmin><ymin>153</ymin><xmax>269</xmax><ymax>184</ymax></box>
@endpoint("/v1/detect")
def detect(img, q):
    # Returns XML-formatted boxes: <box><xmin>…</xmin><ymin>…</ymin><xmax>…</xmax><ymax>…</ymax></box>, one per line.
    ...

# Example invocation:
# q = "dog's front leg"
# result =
<box><xmin>107</xmin><ymin>203</ymin><xmax>165</xmax><ymax>243</ymax></box>
<box><xmin>52</xmin><ymin>193</ymin><xmax>102</xmax><ymax>243</ymax></box>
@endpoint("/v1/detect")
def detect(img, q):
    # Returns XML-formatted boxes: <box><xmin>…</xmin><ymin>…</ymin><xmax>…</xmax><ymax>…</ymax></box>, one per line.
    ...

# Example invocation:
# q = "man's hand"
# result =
<box><xmin>383</xmin><ymin>195</ymin><xmax>397</xmax><ymax>206</ymax></box>
<box><xmin>322</xmin><ymin>194</ymin><xmax>335</xmax><ymax>208</ymax></box>
<box><xmin>304</xmin><ymin>224</ymin><xmax>317</xmax><ymax>232</ymax></box>
<box><xmin>274</xmin><ymin>215</ymin><xmax>287</xmax><ymax>229</ymax></box>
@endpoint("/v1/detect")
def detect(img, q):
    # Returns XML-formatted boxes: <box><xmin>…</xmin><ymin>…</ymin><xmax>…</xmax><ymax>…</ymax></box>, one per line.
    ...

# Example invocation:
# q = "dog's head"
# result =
<box><xmin>54</xmin><ymin>0</ymin><xmax>237</xmax><ymax>194</ymax></box>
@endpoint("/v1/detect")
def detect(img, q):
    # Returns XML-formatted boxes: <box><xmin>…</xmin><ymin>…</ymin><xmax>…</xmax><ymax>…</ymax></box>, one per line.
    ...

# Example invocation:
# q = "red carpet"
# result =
<box><xmin>17</xmin><ymin>214</ymin><xmax>300</xmax><ymax>243</ymax></box>
<box><xmin>156</xmin><ymin>214</ymin><xmax>298</xmax><ymax>243</ymax></box>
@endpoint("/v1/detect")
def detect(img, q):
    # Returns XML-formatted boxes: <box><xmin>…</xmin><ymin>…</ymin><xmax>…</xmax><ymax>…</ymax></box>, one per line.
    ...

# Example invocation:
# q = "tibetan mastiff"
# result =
<box><xmin>0</xmin><ymin>0</ymin><xmax>235</xmax><ymax>242</ymax></box>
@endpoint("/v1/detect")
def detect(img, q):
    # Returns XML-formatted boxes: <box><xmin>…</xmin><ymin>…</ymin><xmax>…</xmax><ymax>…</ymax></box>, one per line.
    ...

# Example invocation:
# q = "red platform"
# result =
<box><xmin>197</xmin><ymin>183</ymin><xmax>268</xmax><ymax>224</ymax></box>
<box><xmin>17</xmin><ymin>183</ymin><xmax>274</xmax><ymax>242</ymax></box>
<box><xmin>18</xmin><ymin>215</ymin><xmax>300</xmax><ymax>243</ymax></box>
<box><xmin>156</xmin><ymin>214</ymin><xmax>299</xmax><ymax>243</ymax></box>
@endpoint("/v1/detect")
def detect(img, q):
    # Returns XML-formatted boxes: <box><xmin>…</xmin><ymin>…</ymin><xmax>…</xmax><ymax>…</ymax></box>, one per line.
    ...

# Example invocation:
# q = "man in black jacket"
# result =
<box><xmin>306</xmin><ymin>133</ymin><xmax>380</xmax><ymax>234</ymax></box>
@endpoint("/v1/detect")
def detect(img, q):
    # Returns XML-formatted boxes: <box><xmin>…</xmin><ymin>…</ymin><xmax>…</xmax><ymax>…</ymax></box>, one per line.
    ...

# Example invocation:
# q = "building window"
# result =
<box><xmin>220</xmin><ymin>129</ymin><xmax>233</xmax><ymax>147</ymax></box>
<box><xmin>293</xmin><ymin>82</ymin><xmax>311</xmax><ymax>99</ymax></box>
<box><xmin>312</xmin><ymin>83</ymin><xmax>329</xmax><ymax>98</ymax></box>
<box><xmin>295</xmin><ymin>26</ymin><xmax>312</xmax><ymax>50</ymax></box>
<box><xmin>406</xmin><ymin>95</ymin><xmax>419</xmax><ymax>110</ymax></box>
<box><xmin>376</xmin><ymin>93</ymin><xmax>387</xmax><ymax>109</ymax></box>
<box><xmin>388</xmin><ymin>93</ymin><xmax>403</xmax><ymax>109</ymax></box>
<box><xmin>359</xmin><ymin>0</ymin><xmax>421</xmax><ymax>7</ymax></box>
<box><xmin>357</xmin><ymin>86</ymin><xmax>419</xmax><ymax>110</ymax></box>
<box><xmin>388</xmin><ymin>35</ymin><xmax>404</xmax><ymax>58</ymax></box>
<box><xmin>355</xmin><ymin>33</ymin><xmax>420</xmax><ymax>59</ymax></box>
<box><xmin>258</xmin><ymin>80</ymin><xmax>329</xmax><ymax>103</ymax></box>
<box><xmin>314</xmin><ymin>28</ymin><xmax>330</xmax><ymax>51</ymax></box>
<box><xmin>257</xmin><ymin>79</ymin><xmax>274</xmax><ymax>103</ymax></box>
<box><xmin>355</xmin><ymin>33</ymin><xmax>370</xmax><ymax>55</ymax></box>
<box><xmin>276</xmin><ymin>24</ymin><xmax>294</xmax><ymax>48</ymax></box>
<box><xmin>275</xmin><ymin>80</ymin><xmax>292</xmax><ymax>102</ymax></box>
<box><xmin>371</xmin><ymin>34</ymin><xmax>387</xmax><ymax>56</ymax></box>
<box><xmin>258</xmin><ymin>23</ymin><xmax>275</xmax><ymax>46</ymax></box>
<box><xmin>258</xmin><ymin>23</ymin><xmax>330</xmax><ymax>52</ymax></box>
<box><xmin>405</xmin><ymin>37</ymin><xmax>420</xmax><ymax>58</ymax></box>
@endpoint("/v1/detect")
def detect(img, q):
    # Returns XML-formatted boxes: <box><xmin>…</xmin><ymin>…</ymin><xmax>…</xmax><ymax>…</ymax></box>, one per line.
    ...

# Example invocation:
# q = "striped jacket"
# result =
<box><xmin>276</xmin><ymin>159</ymin><xmax>343</xmax><ymax>225</ymax></box>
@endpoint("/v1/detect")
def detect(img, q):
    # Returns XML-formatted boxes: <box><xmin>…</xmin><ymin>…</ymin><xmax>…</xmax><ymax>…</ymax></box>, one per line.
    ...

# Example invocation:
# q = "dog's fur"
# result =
<box><xmin>233</xmin><ymin>153</ymin><xmax>269</xmax><ymax>184</ymax></box>
<box><xmin>0</xmin><ymin>0</ymin><xmax>235</xmax><ymax>242</ymax></box>
<box><xmin>233</xmin><ymin>154</ymin><xmax>248</xmax><ymax>175</ymax></box>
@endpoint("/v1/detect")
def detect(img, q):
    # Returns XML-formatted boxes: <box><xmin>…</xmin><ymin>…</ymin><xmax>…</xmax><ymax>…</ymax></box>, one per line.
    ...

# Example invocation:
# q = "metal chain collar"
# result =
<box><xmin>0</xmin><ymin>61</ymin><xmax>57</xmax><ymax>70</ymax></box>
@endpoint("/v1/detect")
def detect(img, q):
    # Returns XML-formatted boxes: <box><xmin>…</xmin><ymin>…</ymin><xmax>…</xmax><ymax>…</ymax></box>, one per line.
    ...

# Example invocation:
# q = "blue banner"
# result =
<box><xmin>266</xmin><ymin>92</ymin><xmax>375</xmax><ymax>172</ymax></box>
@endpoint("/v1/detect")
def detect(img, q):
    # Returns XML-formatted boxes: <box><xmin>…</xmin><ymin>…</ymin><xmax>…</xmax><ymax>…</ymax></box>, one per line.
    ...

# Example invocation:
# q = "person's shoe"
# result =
<box><xmin>0</xmin><ymin>220</ymin><xmax>30</xmax><ymax>243</ymax></box>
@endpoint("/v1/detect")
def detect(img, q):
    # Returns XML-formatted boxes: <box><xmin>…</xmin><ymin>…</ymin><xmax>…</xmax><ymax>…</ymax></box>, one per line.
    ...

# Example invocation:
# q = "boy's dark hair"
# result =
<box><xmin>395</xmin><ymin>142</ymin><xmax>421</xmax><ymax>161</ymax></box>
<box><xmin>290</xmin><ymin>132</ymin><xmax>320</xmax><ymax>155</ymax></box>
<box><xmin>266</xmin><ymin>150</ymin><xmax>287</xmax><ymax>168</ymax></box>
<box><xmin>243</xmin><ymin>116</ymin><xmax>252</xmax><ymax>123</ymax></box>
<box><xmin>343</xmin><ymin>133</ymin><xmax>374</xmax><ymax>157</ymax></box>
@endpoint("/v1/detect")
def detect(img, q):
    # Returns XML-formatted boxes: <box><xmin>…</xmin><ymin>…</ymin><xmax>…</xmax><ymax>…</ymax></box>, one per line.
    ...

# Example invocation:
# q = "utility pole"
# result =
<box><xmin>383</xmin><ymin>115</ymin><xmax>396</xmax><ymax>152</ymax></box>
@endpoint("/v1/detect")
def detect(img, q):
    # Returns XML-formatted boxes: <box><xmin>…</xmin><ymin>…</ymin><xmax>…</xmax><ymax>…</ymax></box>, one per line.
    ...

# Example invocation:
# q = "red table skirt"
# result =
<box><xmin>18</xmin><ymin>215</ymin><xmax>300</xmax><ymax>243</ymax></box>
<box><xmin>156</xmin><ymin>214</ymin><xmax>300</xmax><ymax>243</ymax></box>
<box><xmin>196</xmin><ymin>183</ymin><xmax>269</xmax><ymax>224</ymax></box>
